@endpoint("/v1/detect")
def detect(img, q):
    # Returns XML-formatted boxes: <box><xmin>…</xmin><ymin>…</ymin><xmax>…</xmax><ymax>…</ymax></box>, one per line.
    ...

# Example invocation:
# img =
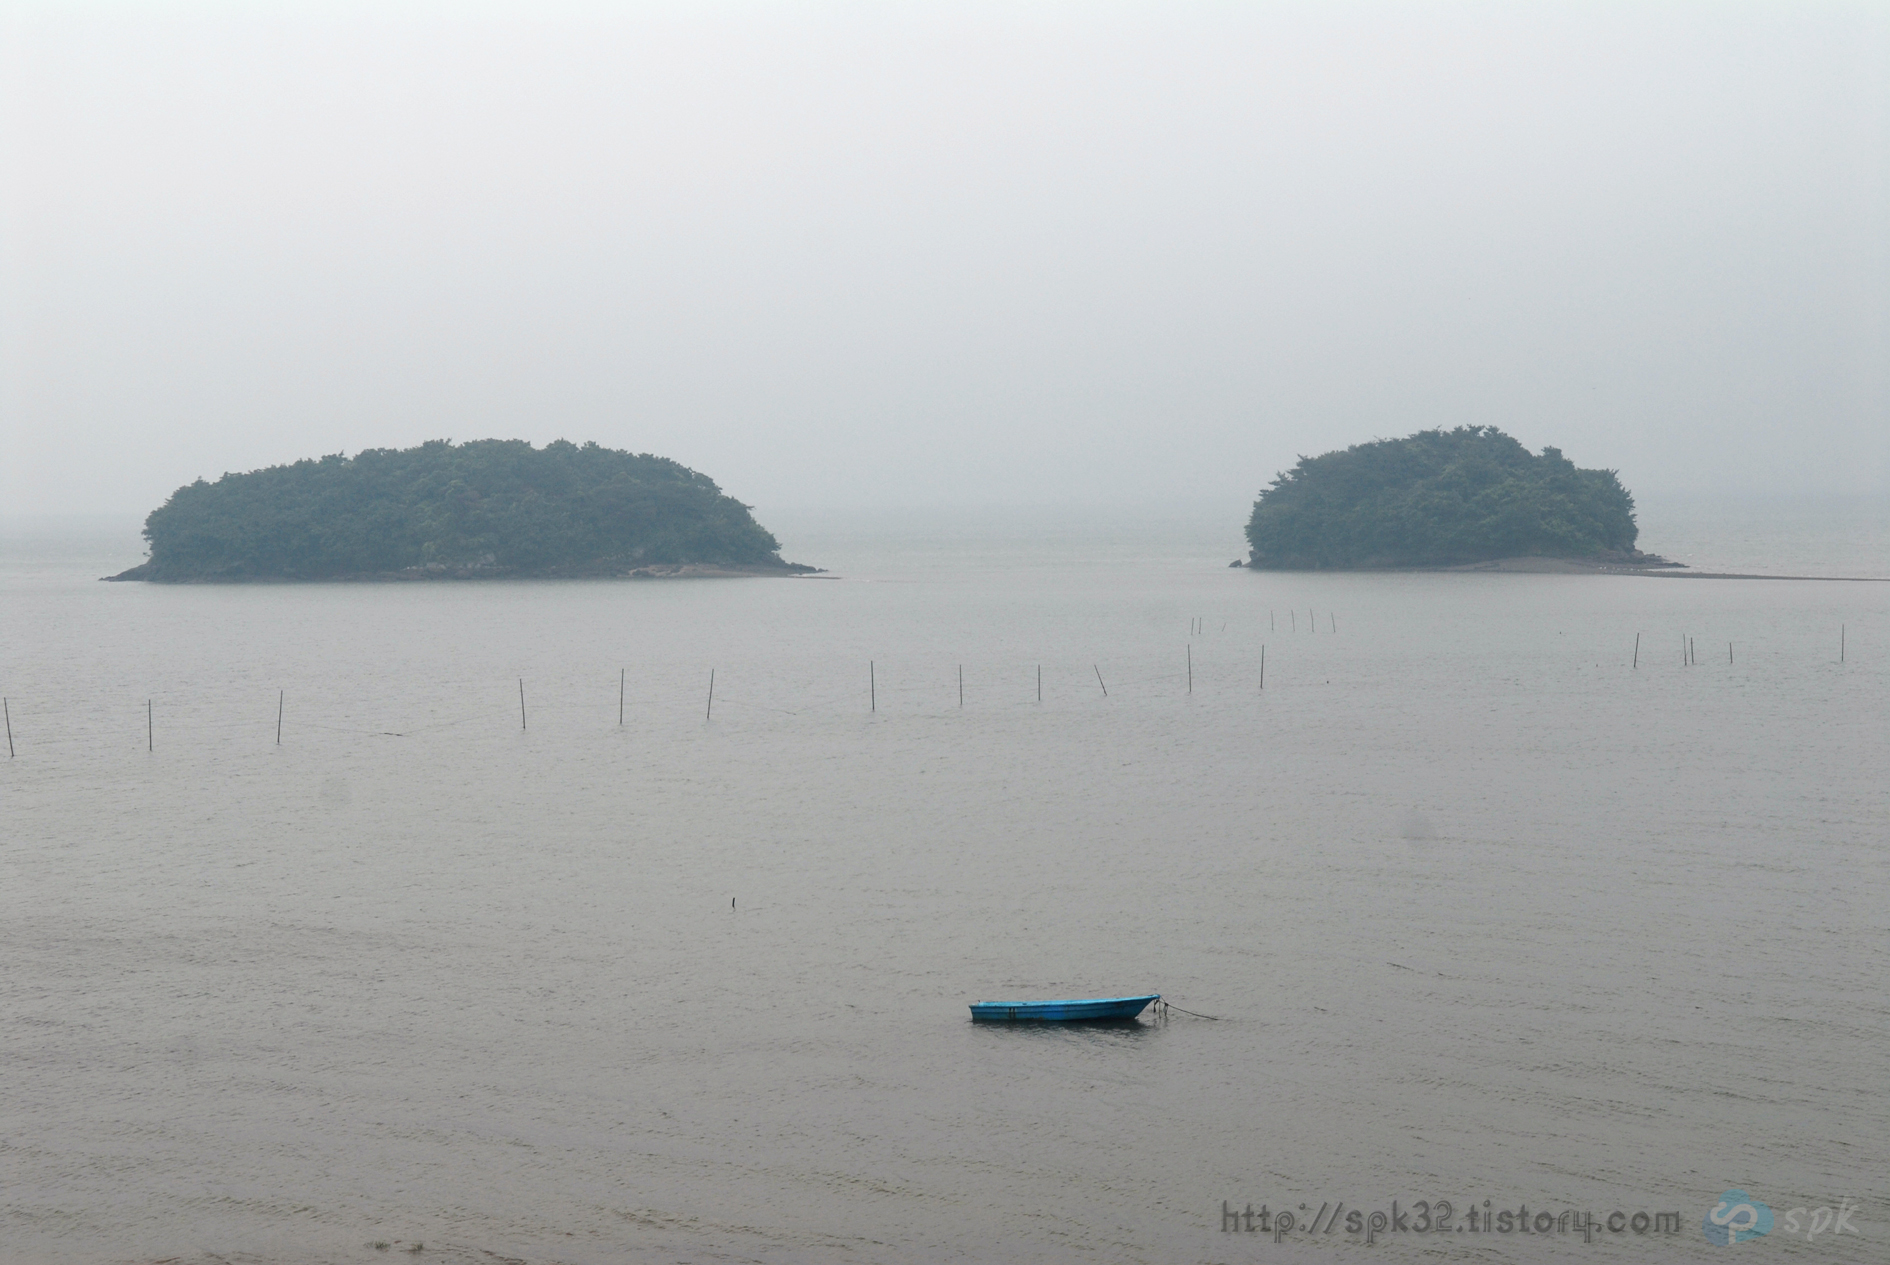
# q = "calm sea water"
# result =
<box><xmin>1</xmin><ymin>502</ymin><xmax>1884</xmax><ymax>1265</ymax></box>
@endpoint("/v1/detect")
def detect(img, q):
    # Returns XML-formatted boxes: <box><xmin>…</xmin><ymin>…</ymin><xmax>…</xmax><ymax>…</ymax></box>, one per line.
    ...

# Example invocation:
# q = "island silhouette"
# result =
<box><xmin>1241</xmin><ymin>426</ymin><xmax>1675</xmax><ymax>571</ymax></box>
<box><xmin>107</xmin><ymin>439</ymin><xmax>814</xmax><ymax>582</ymax></box>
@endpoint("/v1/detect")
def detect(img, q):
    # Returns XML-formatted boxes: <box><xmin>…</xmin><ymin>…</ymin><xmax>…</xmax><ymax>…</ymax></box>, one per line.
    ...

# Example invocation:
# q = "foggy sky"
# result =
<box><xmin>3</xmin><ymin>1</ymin><xmax>1886</xmax><ymax>523</ymax></box>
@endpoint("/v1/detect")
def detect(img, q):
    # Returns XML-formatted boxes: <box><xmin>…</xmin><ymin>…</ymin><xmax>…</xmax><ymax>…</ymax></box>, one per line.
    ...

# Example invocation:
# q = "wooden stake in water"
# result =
<box><xmin>519</xmin><ymin>678</ymin><xmax>527</xmax><ymax>730</ymax></box>
<box><xmin>1037</xmin><ymin>664</ymin><xmax>1042</xmax><ymax>702</ymax></box>
<box><xmin>277</xmin><ymin>689</ymin><xmax>284</xmax><ymax>745</ymax></box>
<box><xmin>1330</xmin><ymin>612</ymin><xmax>1336</xmax><ymax>633</ymax></box>
<box><xmin>1270</xmin><ymin>610</ymin><xmax>1275</xmax><ymax>632</ymax></box>
<box><xmin>1729</xmin><ymin>642</ymin><xmax>1733</xmax><ymax>665</ymax></box>
<box><xmin>620</xmin><ymin>668</ymin><xmax>625</xmax><ymax>726</ymax></box>
<box><xmin>147</xmin><ymin>699</ymin><xmax>153</xmax><ymax>751</ymax></box>
<box><xmin>706</xmin><ymin>669</ymin><xmax>715</xmax><ymax>720</ymax></box>
<box><xmin>1093</xmin><ymin>665</ymin><xmax>1107</xmax><ymax>697</ymax></box>
<box><xmin>1291</xmin><ymin>610</ymin><xmax>1296</xmax><ymax>633</ymax></box>
<box><xmin>1259</xmin><ymin>644</ymin><xmax>1265</xmax><ymax>689</ymax></box>
<box><xmin>870</xmin><ymin>661</ymin><xmax>876</xmax><ymax>712</ymax></box>
<box><xmin>4</xmin><ymin>697</ymin><xmax>12</xmax><ymax>757</ymax></box>
<box><xmin>959</xmin><ymin>664</ymin><xmax>963</xmax><ymax>707</ymax></box>
<box><xmin>1841</xmin><ymin>624</ymin><xmax>1845</xmax><ymax>662</ymax></box>
<box><xmin>1633</xmin><ymin>632</ymin><xmax>1639</xmax><ymax>668</ymax></box>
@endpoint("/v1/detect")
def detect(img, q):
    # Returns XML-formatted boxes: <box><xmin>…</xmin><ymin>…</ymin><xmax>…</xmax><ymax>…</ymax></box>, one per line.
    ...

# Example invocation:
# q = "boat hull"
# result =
<box><xmin>969</xmin><ymin>994</ymin><xmax>1159</xmax><ymax>1022</ymax></box>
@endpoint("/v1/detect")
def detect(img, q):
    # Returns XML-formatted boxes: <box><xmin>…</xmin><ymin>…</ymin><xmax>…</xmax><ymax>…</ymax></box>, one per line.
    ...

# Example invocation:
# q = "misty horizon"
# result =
<box><xmin>5</xmin><ymin>2</ymin><xmax>1886</xmax><ymax>519</ymax></box>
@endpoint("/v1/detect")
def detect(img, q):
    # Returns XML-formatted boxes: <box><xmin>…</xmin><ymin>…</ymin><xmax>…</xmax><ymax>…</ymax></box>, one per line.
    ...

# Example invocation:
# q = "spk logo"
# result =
<box><xmin>1704</xmin><ymin>1190</ymin><xmax>1773</xmax><ymax>1245</ymax></box>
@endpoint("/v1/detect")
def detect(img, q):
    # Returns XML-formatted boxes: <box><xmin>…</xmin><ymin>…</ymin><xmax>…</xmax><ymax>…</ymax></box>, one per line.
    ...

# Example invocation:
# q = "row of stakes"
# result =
<box><xmin>0</xmin><ymin>620</ymin><xmax>1855</xmax><ymax>757</ymax></box>
<box><xmin>703</xmin><ymin>611</ymin><xmax>1334</xmax><ymax>720</ymax></box>
<box><xmin>1640</xmin><ymin>624</ymin><xmax>1848</xmax><ymax>668</ymax></box>
<box><xmin>0</xmin><ymin>612</ymin><xmax>1317</xmax><ymax>753</ymax></box>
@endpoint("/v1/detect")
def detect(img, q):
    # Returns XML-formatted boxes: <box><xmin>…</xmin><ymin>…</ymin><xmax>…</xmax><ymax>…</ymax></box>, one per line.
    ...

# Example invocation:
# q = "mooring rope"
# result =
<box><xmin>1158</xmin><ymin>999</ymin><xmax>1220</xmax><ymax>1020</ymax></box>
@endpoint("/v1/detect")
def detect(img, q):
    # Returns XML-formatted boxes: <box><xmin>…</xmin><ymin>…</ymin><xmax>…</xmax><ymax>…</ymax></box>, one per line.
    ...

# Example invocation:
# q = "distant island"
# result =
<box><xmin>1242</xmin><ymin>427</ymin><xmax>1670</xmax><ymax>570</ymax></box>
<box><xmin>107</xmin><ymin>439</ymin><xmax>814</xmax><ymax>582</ymax></box>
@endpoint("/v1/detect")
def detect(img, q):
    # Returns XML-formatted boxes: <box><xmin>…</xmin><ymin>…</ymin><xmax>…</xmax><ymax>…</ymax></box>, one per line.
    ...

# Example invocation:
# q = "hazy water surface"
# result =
<box><xmin>0</xmin><ymin>507</ymin><xmax>1884</xmax><ymax>1264</ymax></box>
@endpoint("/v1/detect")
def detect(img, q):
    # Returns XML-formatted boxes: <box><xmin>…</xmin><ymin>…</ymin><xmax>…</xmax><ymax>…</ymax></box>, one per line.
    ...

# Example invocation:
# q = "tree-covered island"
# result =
<box><xmin>1244</xmin><ymin>426</ymin><xmax>1662</xmax><ymax>569</ymax></box>
<box><xmin>108</xmin><ymin>439</ymin><xmax>814</xmax><ymax>582</ymax></box>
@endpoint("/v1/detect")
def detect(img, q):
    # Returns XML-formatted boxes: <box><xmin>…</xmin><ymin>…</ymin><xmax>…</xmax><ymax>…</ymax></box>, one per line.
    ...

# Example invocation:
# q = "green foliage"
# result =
<box><xmin>1245</xmin><ymin>427</ymin><xmax>1637</xmax><ymax>568</ymax></box>
<box><xmin>129</xmin><ymin>439</ymin><xmax>796</xmax><ymax>580</ymax></box>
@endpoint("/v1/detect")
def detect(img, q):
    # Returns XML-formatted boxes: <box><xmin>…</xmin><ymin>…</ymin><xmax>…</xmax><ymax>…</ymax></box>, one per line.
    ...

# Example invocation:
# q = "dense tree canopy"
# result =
<box><xmin>116</xmin><ymin>439</ymin><xmax>802</xmax><ymax>581</ymax></box>
<box><xmin>1245</xmin><ymin>427</ymin><xmax>1638</xmax><ymax>568</ymax></box>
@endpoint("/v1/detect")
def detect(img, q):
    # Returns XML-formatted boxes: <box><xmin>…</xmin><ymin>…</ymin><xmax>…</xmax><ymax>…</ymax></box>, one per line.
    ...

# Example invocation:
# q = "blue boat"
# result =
<box><xmin>969</xmin><ymin>994</ymin><xmax>1159</xmax><ymax>1022</ymax></box>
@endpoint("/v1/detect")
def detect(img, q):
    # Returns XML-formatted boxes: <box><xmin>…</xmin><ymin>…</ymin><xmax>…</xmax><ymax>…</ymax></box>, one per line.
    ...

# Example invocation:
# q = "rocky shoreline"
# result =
<box><xmin>1434</xmin><ymin>550</ymin><xmax>1686</xmax><ymax>574</ymax></box>
<box><xmin>1234</xmin><ymin>552</ymin><xmax>1885</xmax><ymax>581</ymax></box>
<box><xmin>103</xmin><ymin>559</ymin><xmax>822</xmax><ymax>583</ymax></box>
<box><xmin>1232</xmin><ymin>549</ymin><xmax>1682</xmax><ymax>573</ymax></box>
